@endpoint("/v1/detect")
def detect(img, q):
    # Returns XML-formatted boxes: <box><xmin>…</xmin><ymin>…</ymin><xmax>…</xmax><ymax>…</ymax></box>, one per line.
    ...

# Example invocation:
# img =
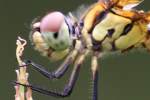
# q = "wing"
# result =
<box><xmin>122</xmin><ymin>0</ymin><xmax>144</xmax><ymax>10</ymax></box>
<box><xmin>97</xmin><ymin>0</ymin><xmax>144</xmax><ymax>9</ymax></box>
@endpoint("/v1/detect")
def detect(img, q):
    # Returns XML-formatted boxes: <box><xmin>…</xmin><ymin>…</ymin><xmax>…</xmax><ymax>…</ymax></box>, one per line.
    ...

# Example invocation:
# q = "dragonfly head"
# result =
<box><xmin>30</xmin><ymin>12</ymin><xmax>73</xmax><ymax>60</ymax></box>
<box><xmin>40</xmin><ymin>12</ymin><xmax>72</xmax><ymax>51</ymax></box>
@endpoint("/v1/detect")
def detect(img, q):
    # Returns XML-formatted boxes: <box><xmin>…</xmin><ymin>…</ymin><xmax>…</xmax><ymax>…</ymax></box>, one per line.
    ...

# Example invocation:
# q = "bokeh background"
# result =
<box><xmin>1</xmin><ymin>0</ymin><xmax>150</xmax><ymax>100</ymax></box>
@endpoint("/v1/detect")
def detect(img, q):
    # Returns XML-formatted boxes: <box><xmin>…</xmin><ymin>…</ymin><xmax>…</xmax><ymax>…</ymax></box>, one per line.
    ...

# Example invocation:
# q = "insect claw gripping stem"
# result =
<box><xmin>18</xmin><ymin>60</ymin><xmax>31</xmax><ymax>67</ymax></box>
<box><xmin>24</xmin><ymin>60</ymin><xmax>67</xmax><ymax>79</ymax></box>
<box><xmin>19</xmin><ymin>40</ymin><xmax>82</xmax><ymax>79</ymax></box>
<box><xmin>14</xmin><ymin>50</ymin><xmax>88</xmax><ymax>98</ymax></box>
<box><xmin>13</xmin><ymin>81</ymin><xmax>67</xmax><ymax>97</ymax></box>
<box><xmin>20</xmin><ymin>49</ymin><xmax>79</xmax><ymax>79</ymax></box>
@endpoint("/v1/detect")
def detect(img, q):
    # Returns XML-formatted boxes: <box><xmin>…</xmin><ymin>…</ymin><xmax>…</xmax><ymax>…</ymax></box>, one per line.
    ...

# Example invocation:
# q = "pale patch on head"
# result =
<box><xmin>33</xmin><ymin>22</ymin><xmax>41</xmax><ymax>29</ymax></box>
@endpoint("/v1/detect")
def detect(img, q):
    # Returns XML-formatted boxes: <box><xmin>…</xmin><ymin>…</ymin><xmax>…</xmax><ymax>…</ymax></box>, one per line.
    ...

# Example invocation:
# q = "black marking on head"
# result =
<box><xmin>32</xmin><ymin>24</ymin><xmax>41</xmax><ymax>32</ymax></box>
<box><xmin>107</xmin><ymin>28</ymin><xmax>115</xmax><ymax>36</ymax></box>
<box><xmin>31</xmin><ymin>24</ymin><xmax>41</xmax><ymax>32</ymax></box>
<box><xmin>121</xmin><ymin>23</ymin><xmax>133</xmax><ymax>36</ymax></box>
<box><xmin>53</xmin><ymin>32</ymin><xmax>59</xmax><ymax>39</ymax></box>
<box><xmin>34</xmin><ymin>27</ymin><xmax>40</xmax><ymax>32</ymax></box>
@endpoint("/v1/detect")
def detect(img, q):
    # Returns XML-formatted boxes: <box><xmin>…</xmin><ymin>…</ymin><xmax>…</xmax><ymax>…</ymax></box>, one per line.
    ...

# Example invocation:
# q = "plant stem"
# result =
<box><xmin>15</xmin><ymin>37</ymin><xmax>33</xmax><ymax>100</ymax></box>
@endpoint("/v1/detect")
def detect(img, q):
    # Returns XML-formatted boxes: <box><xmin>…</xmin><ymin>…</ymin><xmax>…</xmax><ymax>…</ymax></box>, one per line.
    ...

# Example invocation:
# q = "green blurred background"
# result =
<box><xmin>1</xmin><ymin>0</ymin><xmax>150</xmax><ymax>100</ymax></box>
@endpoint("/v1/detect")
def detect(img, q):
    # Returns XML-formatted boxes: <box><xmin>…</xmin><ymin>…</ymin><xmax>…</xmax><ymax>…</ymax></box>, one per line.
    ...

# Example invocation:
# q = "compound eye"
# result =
<box><xmin>39</xmin><ymin>11</ymin><xmax>71</xmax><ymax>51</ymax></box>
<box><xmin>40</xmin><ymin>12</ymin><xmax>65</xmax><ymax>33</ymax></box>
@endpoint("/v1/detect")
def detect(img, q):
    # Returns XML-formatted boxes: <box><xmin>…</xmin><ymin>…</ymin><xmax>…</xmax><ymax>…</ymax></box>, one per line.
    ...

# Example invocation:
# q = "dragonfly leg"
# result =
<box><xmin>14</xmin><ymin>49</ymin><xmax>88</xmax><ymax>97</ymax></box>
<box><xmin>20</xmin><ymin>40</ymin><xmax>82</xmax><ymax>79</ymax></box>
<box><xmin>91</xmin><ymin>53</ymin><xmax>99</xmax><ymax>100</ymax></box>
<box><xmin>82</xmin><ymin>28</ymin><xmax>93</xmax><ymax>49</ymax></box>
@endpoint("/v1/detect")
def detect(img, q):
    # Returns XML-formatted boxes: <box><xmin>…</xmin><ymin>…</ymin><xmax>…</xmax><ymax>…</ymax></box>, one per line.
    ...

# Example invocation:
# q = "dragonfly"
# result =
<box><xmin>15</xmin><ymin>0</ymin><xmax>150</xmax><ymax>100</ymax></box>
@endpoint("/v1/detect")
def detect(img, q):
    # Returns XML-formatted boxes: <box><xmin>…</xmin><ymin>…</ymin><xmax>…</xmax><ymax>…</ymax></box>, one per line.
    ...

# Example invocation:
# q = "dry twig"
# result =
<box><xmin>15</xmin><ymin>37</ymin><xmax>33</xmax><ymax>100</ymax></box>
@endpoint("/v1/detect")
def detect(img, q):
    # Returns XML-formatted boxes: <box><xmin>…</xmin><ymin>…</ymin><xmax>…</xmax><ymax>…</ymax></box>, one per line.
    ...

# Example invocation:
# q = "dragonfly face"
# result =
<box><xmin>30</xmin><ymin>12</ymin><xmax>73</xmax><ymax>60</ymax></box>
